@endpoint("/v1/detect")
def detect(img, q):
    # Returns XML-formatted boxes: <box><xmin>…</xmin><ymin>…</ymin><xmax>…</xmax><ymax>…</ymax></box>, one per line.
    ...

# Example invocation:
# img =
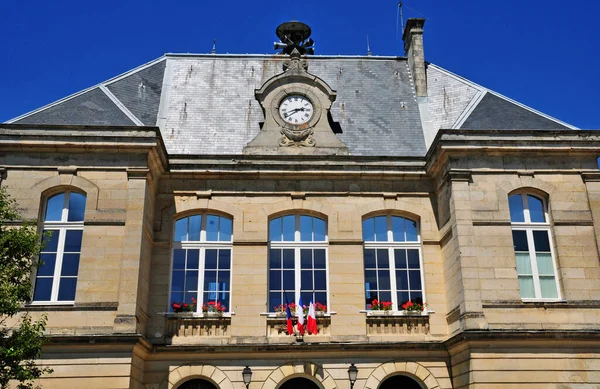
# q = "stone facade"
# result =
<box><xmin>1</xmin><ymin>17</ymin><xmax>599</xmax><ymax>389</ymax></box>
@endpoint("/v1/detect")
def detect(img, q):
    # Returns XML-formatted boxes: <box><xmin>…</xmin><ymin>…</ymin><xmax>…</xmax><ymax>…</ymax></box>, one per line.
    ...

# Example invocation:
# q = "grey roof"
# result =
<box><xmin>13</xmin><ymin>87</ymin><xmax>135</xmax><ymax>126</ymax></box>
<box><xmin>460</xmin><ymin>92</ymin><xmax>569</xmax><ymax>130</ymax></box>
<box><xmin>161</xmin><ymin>55</ymin><xmax>424</xmax><ymax>156</ymax></box>
<box><xmin>106</xmin><ymin>60</ymin><xmax>166</xmax><ymax>126</ymax></box>
<box><xmin>6</xmin><ymin>55</ymin><xmax>576</xmax><ymax>157</ymax></box>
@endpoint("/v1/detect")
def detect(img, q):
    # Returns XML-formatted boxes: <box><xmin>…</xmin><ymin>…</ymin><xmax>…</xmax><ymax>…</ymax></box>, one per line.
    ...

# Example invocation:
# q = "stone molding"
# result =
<box><xmin>261</xmin><ymin>362</ymin><xmax>336</xmax><ymax>389</ymax></box>
<box><xmin>364</xmin><ymin>361</ymin><xmax>440</xmax><ymax>389</ymax></box>
<box><xmin>31</xmin><ymin>173</ymin><xmax>100</xmax><ymax>212</ymax></box>
<box><xmin>164</xmin><ymin>365</ymin><xmax>235</xmax><ymax>389</ymax></box>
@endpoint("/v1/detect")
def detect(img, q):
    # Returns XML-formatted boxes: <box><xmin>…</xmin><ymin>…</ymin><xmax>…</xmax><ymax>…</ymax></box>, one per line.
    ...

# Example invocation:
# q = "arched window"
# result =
<box><xmin>268</xmin><ymin>214</ymin><xmax>328</xmax><ymax>311</ymax></box>
<box><xmin>169</xmin><ymin>213</ymin><xmax>233</xmax><ymax>312</ymax></box>
<box><xmin>362</xmin><ymin>215</ymin><xmax>424</xmax><ymax>310</ymax></box>
<box><xmin>509</xmin><ymin>193</ymin><xmax>560</xmax><ymax>300</ymax></box>
<box><xmin>33</xmin><ymin>191</ymin><xmax>86</xmax><ymax>303</ymax></box>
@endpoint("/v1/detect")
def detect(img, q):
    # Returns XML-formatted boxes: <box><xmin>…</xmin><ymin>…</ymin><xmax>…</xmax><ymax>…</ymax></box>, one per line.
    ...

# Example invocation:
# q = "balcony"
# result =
<box><xmin>165</xmin><ymin>314</ymin><xmax>231</xmax><ymax>345</ymax></box>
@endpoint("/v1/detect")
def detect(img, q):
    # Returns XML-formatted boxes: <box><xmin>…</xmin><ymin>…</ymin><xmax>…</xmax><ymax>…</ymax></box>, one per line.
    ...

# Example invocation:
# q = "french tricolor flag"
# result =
<box><xmin>285</xmin><ymin>301</ymin><xmax>294</xmax><ymax>335</ymax></box>
<box><xmin>307</xmin><ymin>300</ymin><xmax>318</xmax><ymax>335</ymax></box>
<box><xmin>296</xmin><ymin>296</ymin><xmax>305</xmax><ymax>335</ymax></box>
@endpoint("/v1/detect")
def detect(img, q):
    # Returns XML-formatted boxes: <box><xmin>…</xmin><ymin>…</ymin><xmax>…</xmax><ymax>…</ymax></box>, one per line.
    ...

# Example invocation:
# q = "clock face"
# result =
<box><xmin>278</xmin><ymin>95</ymin><xmax>314</xmax><ymax>125</ymax></box>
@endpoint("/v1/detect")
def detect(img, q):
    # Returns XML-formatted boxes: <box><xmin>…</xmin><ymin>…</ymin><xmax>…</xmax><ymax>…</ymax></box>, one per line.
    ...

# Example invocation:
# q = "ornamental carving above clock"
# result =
<box><xmin>243</xmin><ymin>21</ymin><xmax>348</xmax><ymax>155</ymax></box>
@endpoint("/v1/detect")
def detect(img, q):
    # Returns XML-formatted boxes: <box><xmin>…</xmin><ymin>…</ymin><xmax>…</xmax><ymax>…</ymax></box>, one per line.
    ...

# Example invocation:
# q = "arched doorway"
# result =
<box><xmin>379</xmin><ymin>375</ymin><xmax>422</xmax><ymax>389</ymax></box>
<box><xmin>179</xmin><ymin>379</ymin><xmax>219</xmax><ymax>389</ymax></box>
<box><xmin>279</xmin><ymin>377</ymin><xmax>321</xmax><ymax>389</ymax></box>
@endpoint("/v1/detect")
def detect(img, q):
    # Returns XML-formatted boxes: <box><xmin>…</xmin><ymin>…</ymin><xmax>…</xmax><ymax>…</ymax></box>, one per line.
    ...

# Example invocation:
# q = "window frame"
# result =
<box><xmin>32</xmin><ymin>191</ymin><xmax>85</xmax><ymax>305</ymax></box>
<box><xmin>268</xmin><ymin>214</ymin><xmax>330</xmax><ymax>313</ymax></box>
<box><xmin>509</xmin><ymin>193</ymin><xmax>562</xmax><ymax>302</ymax></box>
<box><xmin>362</xmin><ymin>214</ymin><xmax>426</xmax><ymax>312</ymax></box>
<box><xmin>168</xmin><ymin>213</ymin><xmax>234</xmax><ymax>314</ymax></box>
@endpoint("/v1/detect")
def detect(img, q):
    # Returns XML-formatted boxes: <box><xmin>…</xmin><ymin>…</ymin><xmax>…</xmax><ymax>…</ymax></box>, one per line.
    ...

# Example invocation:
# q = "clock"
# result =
<box><xmin>278</xmin><ymin>95</ymin><xmax>314</xmax><ymax>125</ymax></box>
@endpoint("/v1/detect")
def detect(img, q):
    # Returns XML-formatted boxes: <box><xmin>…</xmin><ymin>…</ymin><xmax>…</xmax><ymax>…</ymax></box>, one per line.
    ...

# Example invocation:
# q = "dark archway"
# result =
<box><xmin>379</xmin><ymin>375</ymin><xmax>422</xmax><ymax>389</ymax></box>
<box><xmin>279</xmin><ymin>377</ymin><xmax>321</xmax><ymax>389</ymax></box>
<box><xmin>179</xmin><ymin>379</ymin><xmax>219</xmax><ymax>389</ymax></box>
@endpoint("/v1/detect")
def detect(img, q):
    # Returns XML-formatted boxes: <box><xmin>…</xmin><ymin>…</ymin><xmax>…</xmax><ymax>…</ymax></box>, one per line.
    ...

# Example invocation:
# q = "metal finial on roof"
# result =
<box><xmin>210</xmin><ymin>39</ymin><xmax>216</xmax><ymax>54</ymax></box>
<box><xmin>274</xmin><ymin>21</ymin><xmax>314</xmax><ymax>55</ymax></box>
<box><xmin>367</xmin><ymin>35</ymin><xmax>372</xmax><ymax>56</ymax></box>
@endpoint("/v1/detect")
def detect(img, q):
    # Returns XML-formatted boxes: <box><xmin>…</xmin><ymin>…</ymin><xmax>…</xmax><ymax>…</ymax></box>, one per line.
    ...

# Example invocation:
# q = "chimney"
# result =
<box><xmin>402</xmin><ymin>18</ymin><xmax>427</xmax><ymax>97</ymax></box>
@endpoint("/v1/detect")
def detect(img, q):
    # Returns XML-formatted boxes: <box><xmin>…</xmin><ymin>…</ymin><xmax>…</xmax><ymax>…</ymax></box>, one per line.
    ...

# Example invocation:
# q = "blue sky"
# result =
<box><xmin>1</xmin><ymin>0</ymin><xmax>598</xmax><ymax>128</ymax></box>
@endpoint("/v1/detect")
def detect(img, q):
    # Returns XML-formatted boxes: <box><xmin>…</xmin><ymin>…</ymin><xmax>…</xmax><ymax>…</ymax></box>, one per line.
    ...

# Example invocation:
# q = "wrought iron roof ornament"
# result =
<box><xmin>274</xmin><ymin>21</ymin><xmax>315</xmax><ymax>56</ymax></box>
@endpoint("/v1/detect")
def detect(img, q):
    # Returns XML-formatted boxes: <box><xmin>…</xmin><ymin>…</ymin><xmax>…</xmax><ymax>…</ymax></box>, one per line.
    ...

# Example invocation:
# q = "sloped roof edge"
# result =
<box><xmin>427</xmin><ymin>63</ymin><xmax>578</xmax><ymax>130</ymax></box>
<box><xmin>5</xmin><ymin>56</ymin><xmax>167</xmax><ymax>124</ymax></box>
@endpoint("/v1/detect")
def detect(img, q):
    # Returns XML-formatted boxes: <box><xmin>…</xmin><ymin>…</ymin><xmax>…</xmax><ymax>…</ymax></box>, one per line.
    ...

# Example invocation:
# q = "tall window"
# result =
<box><xmin>362</xmin><ymin>215</ymin><xmax>424</xmax><ymax>310</ymax></box>
<box><xmin>34</xmin><ymin>191</ymin><xmax>86</xmax><ymax>302</ymax></box>
<box><xmin>268</xmin><ymin>214</ymin><xmax>328</xmax><ymax>311</ymax></box>
<box><xmin>170</xmin><ymin>214</ymin><xmax>233</xmax><ymax>312</ymax></box>
<box><xmin>509</xmin><ymin>193</ymin><xmax>560</xmax><ymax>300</ymax></box>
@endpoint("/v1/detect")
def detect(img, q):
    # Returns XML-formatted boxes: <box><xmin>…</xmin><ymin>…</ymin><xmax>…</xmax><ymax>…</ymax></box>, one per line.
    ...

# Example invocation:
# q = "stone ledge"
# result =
<box><xmin>482</xmin><ymin>300</ymin><xmax>600</xmax><ymax>309</ymax></box>
<box><xmin>23</xmin><ymin>302</ymin><xmax>119</xmax><ymax>311</ymax></box>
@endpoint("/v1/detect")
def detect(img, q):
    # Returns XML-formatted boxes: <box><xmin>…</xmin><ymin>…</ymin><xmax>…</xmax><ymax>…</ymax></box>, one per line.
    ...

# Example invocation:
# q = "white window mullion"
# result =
<box><xmin>522</xmin><ymin>194</ymin><xmax>531</xmax><ymax>223</ymax></box>
<box><xmin>295</xmin><ymin>246</ymin><xmax>301</xmax><ymax>305</ymax></box>
<box><xmin>50</xmin><ymin>228</ymin><xmax>66</xmax><ymax>301</ymax></box>
<box><xmin>198</xmin><ymin>247</ymin><xmax>206</xmax><ymax>312</ymax></box>
<box><xmin>388</xmin><ymin>247</ymin><xmax>398</xmax><ymax>310</ymax></box>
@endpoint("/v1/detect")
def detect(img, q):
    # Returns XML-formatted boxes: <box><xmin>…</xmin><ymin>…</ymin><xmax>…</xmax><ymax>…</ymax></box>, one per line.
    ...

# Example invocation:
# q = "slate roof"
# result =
<box><xmin>6</xmin><ymin>54</ymin><xmax>577</xmax><ymax>157</ymax></box>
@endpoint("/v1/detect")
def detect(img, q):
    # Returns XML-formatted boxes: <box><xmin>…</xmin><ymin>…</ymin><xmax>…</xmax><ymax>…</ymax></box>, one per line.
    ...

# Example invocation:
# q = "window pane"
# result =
<box><xmin>64</xmin><ymin>230</ymin><xmax>83</xmax><ymax>252</ymax></box>
<box><xmin>282</xmin><ymin>249</ymin><xmax>294</xmax><ymax>269</ymax></box>
<box><xmin>186</xmin><ymin>249</ymin><xmax>199</xmax><ymax>269</ymax></box>
<box><xmin>406</xmin><ymin>219</ymin><xmax>418</xmax><ymax>241</ymax></box>
<box><xmin>37</xmin><ymin>254</ymin><xmax>56</xmax><ymax>277</ymax></box>
<box><xmin>218</xmin><ymin>250</ymin><xmax>231</xmax><ymax>269</ymax></box>
<box><xmin>374</xmin><ymin>216</ymin><xmax>387</xmax><ymax>241</ymax></box>
<box><xmin>509</xmin><ymin>195</ymin><xmax>525</xmax><ymax>222</ymax></box>
<box><xmin>379</xmin><ymin>291</ymin><xmax>392</xmax><ymax>303</ymax></box>
<box><xmin>518</xmin><ymin>276</ymin><xmax>535</xmax><ymax>298</ymax></box>
<box><xmin>41</xmin><ymin>230</ymin><xmax>59</xmax><ymax>252</ymax></box>
<box><xmin>394</xmin><ymin>249</ymin><xmax>407</xmax><ymax>269</ymax></box>
<box><xmin>61</xmin><ymin>254</ymin><xmax>80</xmax><ymax>276</ymax></box>
<box><xmin>203</xmin><ymin>271</ymin><xmax>216</xmax><ymax>291</ymax></box>
<box><xmin>315</xmin><ymin>292</ymin><xmax>327</xmax><ymax>306</ymax></box>
<box><xmin>364</xmin><ymin>249</ymin><xmax>376</xmax><ymax>268</ymax></box>
<box><xmin>407</xmin><ymin>250</ymin><xmax>420</xmax><ymax>269</ymax></box>
<box><xmin>269</xmin><ymin>270</ymin><xmax>281</xmax><ymax>290</ymax></box>
<box><xmin>269</xmin><ymin>249</ymin><xmax>281</xmax><ymax>268</ymax></box>
<box><xmin>269</xmin><ymin>292</ymin><xmax>282</xmax><ymax>311</ymax></box>
<box><xmin>173</xmin><ymin>249</ymin><xmax>185</xmax><ymax>269</ymax></box>
<box><xmin>188</xmin><ymin>215</ymin><xmax>201</xmax><ymax>241</ymax></box>
<box><xmin>362</xmin><ymin>218</ymin><xmax>375</xmax><ymax>241</ymax></box>
<box><xmin>397</xmin><ymin>291</ymin><xmax>410</xmax><ymax>305</ymax></box>
<box><xmin>300</xmin><ymin>215</ymin><xmax>312</xmax><ymax>241</ymax></box>
<box><xmin>217</xmin><ymin>293</ymin><xmax>229</xmax><ymax>311</ymax></box>
<box><xmin>515</xmin><ymin>253</ymin><xmax>532</xmax><ymax>274</ymax></box>
<box><xmin>282</xmin><ymin>215</ymin><xmax>295</xmax><ymax>241</ymax></box>
<box><xmin>219</xmin><ymin>217</ymin><xmax>232</xmax><ymax>241</ymax></box>
<box><xmin>365</xmin><ymin>290</ymin><xmax>377</xmax><ymax>307</ymax></box>
<box><xmin>536</xmin><ymin>253</ymin><xmax>554</xmax><ymax>275</ymax></box>
<box><xmin>185</xmin><ymin>271</ymin><xmax>199</xmax><ymax>291</ymax></box>
<box><xmin>378</xmin><ymin>270</ymin><xmax>390</xmax><ymax>289</ymax></box>
<box><xmin>314</xmin><ymin>249</ymin><xmax>326</xmax><ymax>269</ymax></box>
<box><xmin>67</xmin><ymin>193</ymin><xmax>86</xmax><ymax>222</ymax></box>
<box><xmin>301</xmin><ymin>249</ymin><xmax>312</xmax><ymax>269</ymax></box>
<box><xmin>45</xmin><ymin>193</ymin><xmax>64</xmax><ymax>221</ymax></box>
<box><xmin>184</xmin><ymin>291</ymin><xmax>198</xmax><ymax>306</ymax></box>
<box><xmin>377</xmin><ymin>249</ymin><xmax>389</xmax><ymax>268</ymax></box>
<box><xmin>58</xmin><ymin>278</ymin><xmax>77</xmax><ymax>301</ymax></box>
<box><xmin>205</xmin><ymin>249</ymin><xmax>217</xmax><ymax>269</ymax></box>
<box><xmin>206</xmin><ymin>215</ymin><xmax>219</xmax><ymax>241</ymax></box>
<box><xmin>533</xmin><ymin>231</ymin><xmax>551</xmax><ymax>252</ymax></box>
<box><xmin>301</xmin><ymin>270</ymin><xmax>313</xmax><ymax>290</ymax></box>
<box><xmin>269</xmin><ymin>218</ymin><xmax>282</xmax><ymax>241</ymax></box>
<box><xmin>171</xmin><ymin>271</ymin><xmax>184</xmax><ymax>292</ymax></box>
<box><xmin>364</xmin><ymin>270</ymin><xmax>377</xmax><ymax>290</ymax></box>
<box><xmin>528</xmin><ymin>195</ymin><xmax>545</xmax><ymax>223</ymax></box>
<box><xmin>540</xmin><ymin>276</ymin><xmax>558</xmax><ymax>298</ymax></box>
<box><xmin>218</xmin><ymin>271</ymin><xmax>230</xmax><ymax>290</ymax></box>
<box><xmin>301</xmin><ymin>292</ymin><xmax>312</xmax><ymax>306</ymax></box>
<box><xmin>314</xmin><ymin>270</ymin><xmax>326</xmax><ymax>290</ymax></box>
<box><xmin>174</xmin><ymin>218</ymin><xmax>187</xmax><ymax>242</ymax></box>
<box><xmin>283</xmin><ymin>270</ymin><xmax>295</xmax><ymax>290</ymax></box>
<box><xmin>396</xmin><ymin>270</ymin><xmax>409</xmax><ymax>289</ymax></box>
<box><xmin>314</xmin><ymin>218</ymin><xmax>326</xmax><ymax>241</ymax></box>
<box><xmin>512</xmin><ymin>230</ymin><xmax>529</xmax><ymax>252</ymax></box>
<box><xmin>33</xmin><ymin>278</ymin><xmax>53</xmax><ymax>301</ymax></box>
<box><xmin>391</xmin><ymin>216</ymin><xmax>405</xmax><ymax>242</ymax></box>
<box><xmin>411</xmin><ymin>291</ymin><xmax>423</xmax><ymax>305</ymax></box>
<box><xmin>170</xmin><ymin>292</ymin><xmax>184</xmax><ymax>307</ymax></box>
<box><xmin>409</xmin><ymin>270</ymin><xmax>422</xmax><ymax>290</ymax></box>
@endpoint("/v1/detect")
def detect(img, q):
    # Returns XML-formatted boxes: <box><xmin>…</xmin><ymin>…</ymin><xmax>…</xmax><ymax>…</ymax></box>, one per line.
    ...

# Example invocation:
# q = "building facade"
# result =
<box><xmin>2</xmin><ymin>19</ymin><xmax>600</xmax><ymax>388</ymax></box>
